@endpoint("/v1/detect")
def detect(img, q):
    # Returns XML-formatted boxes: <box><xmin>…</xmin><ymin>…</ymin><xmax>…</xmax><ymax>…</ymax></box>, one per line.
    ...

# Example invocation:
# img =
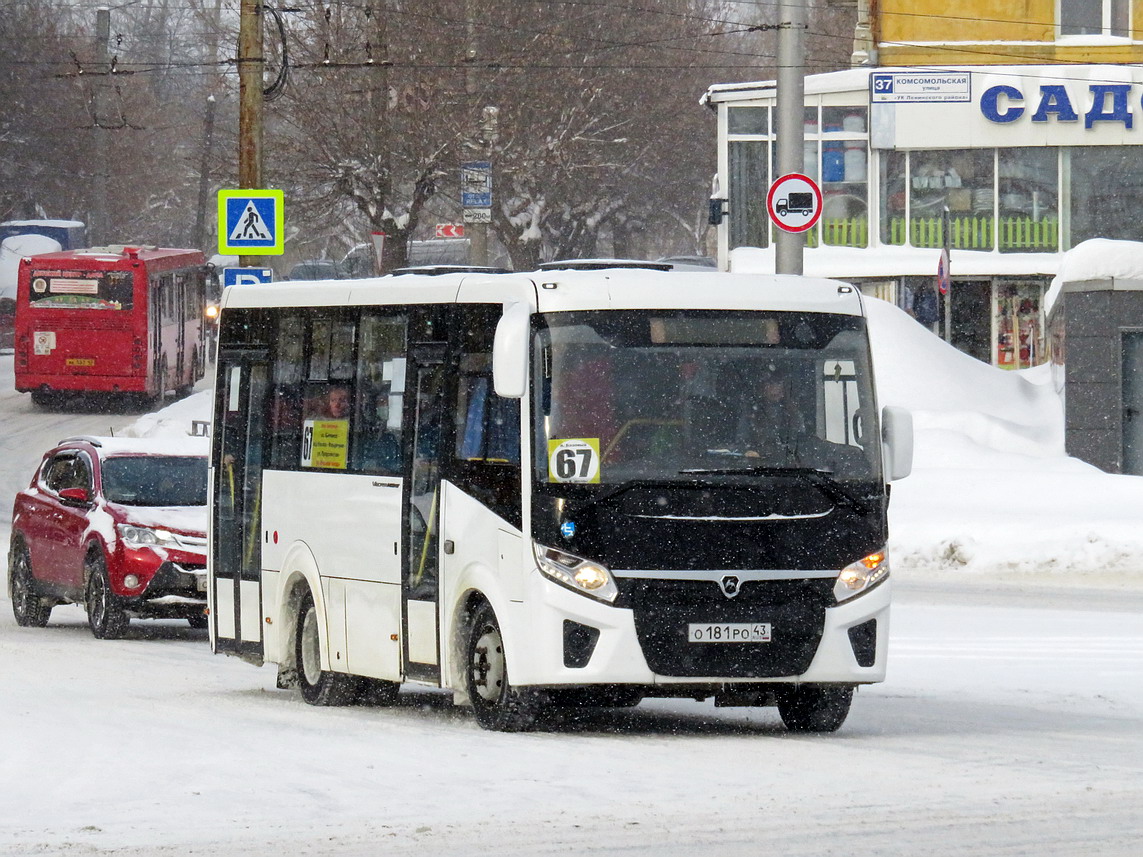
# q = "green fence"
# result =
<box><xmin>806</xmin><ymin>217</ymin><xmax>869</xmax><ymax>248</ymax></box>
<box><xmin>884</xmin><ymin>216</ymin><xmax>1059</xmax><ymax>251</ymax></box>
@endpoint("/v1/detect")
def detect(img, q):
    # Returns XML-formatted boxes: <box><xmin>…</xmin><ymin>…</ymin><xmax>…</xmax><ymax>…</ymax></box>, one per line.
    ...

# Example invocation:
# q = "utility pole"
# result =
<box><xmin>92</xmin><ymin>7</ymin><xmax>110</xmax><ymax>246</ymax></box>
<box><xmin>371</xmin><ymin>0</ymin><xmax>392</xmax><ymax>271</ymax></box>
<box><xmin>775</xmin><ymin>0</ymin><xmax>806</xmax><ymax>275</ymax></box>
<box><xmin>464</xmin><ymin>0</ymin><xmax>492</xmax><ymax>266</ymax></box>
<box><xmin>193</xmin><ymin>95</ymin><xmax>217</xmax><ymax>250</ymax></box>
<box><xmin>237</xmin><ymin>0</ymin><xmax>264</xmax><ymax>266</ymax></box>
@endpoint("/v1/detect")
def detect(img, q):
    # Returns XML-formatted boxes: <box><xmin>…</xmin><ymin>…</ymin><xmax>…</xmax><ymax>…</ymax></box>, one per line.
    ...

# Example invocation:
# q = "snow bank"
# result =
<box><xmin>868</xmin><ymin>296</ymin><xmax>1143</xmax><ymax>582</ymax></box>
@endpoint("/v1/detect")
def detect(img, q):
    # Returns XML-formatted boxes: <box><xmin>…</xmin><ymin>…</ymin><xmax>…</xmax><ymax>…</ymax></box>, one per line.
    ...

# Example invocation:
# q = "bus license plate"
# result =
<box><xmin>687</xmin><ymin>622</ymin><xmax>771</xmax><ymax>643</ymax></box>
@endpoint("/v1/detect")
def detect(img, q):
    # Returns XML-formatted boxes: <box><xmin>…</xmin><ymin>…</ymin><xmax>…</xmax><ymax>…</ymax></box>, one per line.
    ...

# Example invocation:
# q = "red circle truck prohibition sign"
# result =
<box><xmin>767</xmin><ymin>173</ymin><xmax>823</xmax><ymax>233</ymax></box>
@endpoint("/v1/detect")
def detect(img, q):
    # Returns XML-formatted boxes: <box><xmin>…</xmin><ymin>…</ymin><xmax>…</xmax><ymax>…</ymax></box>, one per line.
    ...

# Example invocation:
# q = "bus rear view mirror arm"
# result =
<box><xmin>881</xmin><ymin>405</ymin><xmax>913</xmax><ymax>482</ymax></box>
<box><xmin>493</xmin><ymin>302</ymin><xmax>531</xmax><ymax>399</ymax></box>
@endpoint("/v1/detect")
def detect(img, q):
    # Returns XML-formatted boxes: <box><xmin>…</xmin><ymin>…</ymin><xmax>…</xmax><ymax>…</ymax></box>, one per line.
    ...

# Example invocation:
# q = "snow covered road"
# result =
<box><xmin>2</xmin><ymin>579</ymin><xmax>1140</xmax><ymax>857</ymax></box>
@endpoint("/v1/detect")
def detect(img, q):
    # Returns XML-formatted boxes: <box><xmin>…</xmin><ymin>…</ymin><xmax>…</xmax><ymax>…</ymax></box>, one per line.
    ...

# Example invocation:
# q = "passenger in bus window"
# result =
<box><xmin>306</xmin><ymin>384</ymin><xmax>351</xmax><ymax>420</ymax></box>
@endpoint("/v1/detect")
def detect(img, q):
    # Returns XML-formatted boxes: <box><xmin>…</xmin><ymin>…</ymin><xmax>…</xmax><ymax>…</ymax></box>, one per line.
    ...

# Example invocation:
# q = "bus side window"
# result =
<box><xmin>354</xmin><ymin>313</ymin><xmax>407</xmax><ymax>475</ymax></box>
<box><xmin>450</xmin><ymin>306</ymin><xmax>521</xmax><ymax>528</ymax></box>
<box><xmin>269</xmin><ymin>315</ymin><xmax>306</xmax><ymax>469</ymax></box>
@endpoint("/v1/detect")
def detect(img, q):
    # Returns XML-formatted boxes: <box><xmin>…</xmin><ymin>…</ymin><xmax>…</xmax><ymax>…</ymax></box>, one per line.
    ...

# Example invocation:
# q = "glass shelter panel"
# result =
<box><xmin>1069</xmin><ymin>147</ymin><xmax>1143</xmax><ymax>246</ymax></box>
<box><xmin>998</xmin><ymin>148</ymin><xmax>1058</xmax><ymax>253</ymax></box>
<box><xmin>909</xmin><ymin>149</ymin><xmax>994</xmax><ymax>250</ymax></box>
<box><xmin>728</xmin><ymin>106</ymin><xmax>768</xmax><ymax>135</ymax></box>
<box><xmin>820</xmin><ymin>108</ymin><xmax>868</xmax><ymax>248</ymax></box>
<box><xmin>728</xmin><ymin>141</ymin><xmax>770</xmax><ymax>250</ymax></box>
<box><xmin>880</xmin><ymin>150</ymin><xmax>907</xmax><ymax>246</ymax></box>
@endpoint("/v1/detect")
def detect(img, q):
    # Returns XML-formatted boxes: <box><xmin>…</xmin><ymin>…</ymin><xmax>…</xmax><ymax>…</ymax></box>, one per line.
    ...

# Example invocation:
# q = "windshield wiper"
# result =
<box><xmin>677</xmin><ymin>465</ymin><xmax>871</xmax><ymax>515</ymax></box>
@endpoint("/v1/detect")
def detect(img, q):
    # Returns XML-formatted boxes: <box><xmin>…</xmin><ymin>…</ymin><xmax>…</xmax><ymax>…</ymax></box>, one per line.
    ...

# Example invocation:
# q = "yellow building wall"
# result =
<box><xmin>877</xmin><ymin>0</ymin><xmax>1143</xmax><ymax>65</ymax></box>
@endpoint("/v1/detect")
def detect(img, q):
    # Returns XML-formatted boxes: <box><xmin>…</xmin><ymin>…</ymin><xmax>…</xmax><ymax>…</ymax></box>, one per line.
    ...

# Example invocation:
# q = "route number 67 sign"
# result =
<box><xmin>548</xmin><ymin>438</ymin><xmax>601</xmax><ymax>483</ymax></box>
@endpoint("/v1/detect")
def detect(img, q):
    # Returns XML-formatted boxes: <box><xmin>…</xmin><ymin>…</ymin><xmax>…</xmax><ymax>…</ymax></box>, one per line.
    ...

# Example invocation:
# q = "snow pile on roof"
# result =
<box><xmin>0</xmin><ymin>234</ymin><xmax>62</xmax><ymax>301</ymax></box>
<box><xmin>1044</xmin><ymin>238</ymin><xmax>1143</xmax><ymax>313</ymax></box>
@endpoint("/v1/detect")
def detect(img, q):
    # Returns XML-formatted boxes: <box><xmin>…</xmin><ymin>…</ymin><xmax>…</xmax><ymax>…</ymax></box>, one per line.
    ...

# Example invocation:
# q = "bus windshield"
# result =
<box><xmin>532</xmin><ymin>310</ymin><xmax>880</xmax><ymax>486</ymax></box>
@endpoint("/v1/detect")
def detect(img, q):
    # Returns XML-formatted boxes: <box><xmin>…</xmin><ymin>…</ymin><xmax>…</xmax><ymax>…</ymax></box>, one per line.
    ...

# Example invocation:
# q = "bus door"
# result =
<box><xmin>404</xmin><ymin>343</ymin><xmax>447</xmax><ymax>682</ymax></box>
<box><xmin>212</xmin><ymin>356</ymin><xmax>269</xmax><ymax>664</ymax></box>
<box><xmin>149</xmin><ymin>274</ymin><xmax>163</xmax><ymax>391</ymax></box>
<box><xmin>174</xmin><ymin>273</ymin><xmax>186</xmax><ymax>380</ymax></box>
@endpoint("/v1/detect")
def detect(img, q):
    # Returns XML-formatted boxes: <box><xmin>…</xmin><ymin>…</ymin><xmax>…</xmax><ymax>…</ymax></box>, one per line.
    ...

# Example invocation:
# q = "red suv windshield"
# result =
<box><xmin>100</xmin><ymin>456</ymin><xmax>207</xmax><ymax>506</ymax></box>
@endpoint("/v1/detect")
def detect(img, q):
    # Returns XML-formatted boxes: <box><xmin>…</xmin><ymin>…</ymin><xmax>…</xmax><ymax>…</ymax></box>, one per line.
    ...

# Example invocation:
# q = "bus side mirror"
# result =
<box><xmin>881</xmin><ymin>405</ymin><xmax>913</xmax><ymax>482</ymax></box>
<box><xmin>493</xmin><ymin>302</ymin><xmax>531</xmax><ymax>399</ymax></box>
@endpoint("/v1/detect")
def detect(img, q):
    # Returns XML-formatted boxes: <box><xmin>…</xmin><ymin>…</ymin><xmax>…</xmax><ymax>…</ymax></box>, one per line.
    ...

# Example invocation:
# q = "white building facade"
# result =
<box><xmin>704</xmin><ymin>65</ymin><xmax>1143</xmax><ymax>368</ymax></box>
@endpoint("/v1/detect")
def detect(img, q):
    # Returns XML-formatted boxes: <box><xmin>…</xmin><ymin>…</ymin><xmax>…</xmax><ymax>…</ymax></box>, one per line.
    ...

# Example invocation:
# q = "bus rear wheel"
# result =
<box><xmin>465</xmin><ymin>602</ymin><xmax>541</xmax><ymax>732</ymax></box>
<box><xmin>295</xmin><ymin>590</ymin><xmax>360</xmax><ymax>706</ymax></box>
<box><xmin>30</xmin><ymin>389</ymin><xmax>57</xmax><ymax>408</ymax></box>
<box><xmin>776</xmin><ymin>684</ymin><xmax>853</xmax><ymax>733</ymax></box>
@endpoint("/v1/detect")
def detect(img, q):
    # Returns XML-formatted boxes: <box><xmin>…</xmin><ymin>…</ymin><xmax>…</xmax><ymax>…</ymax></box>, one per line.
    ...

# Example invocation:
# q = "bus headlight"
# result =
<box><xmin>533</xmin><ymin>542</ymin><xmax>619</xmax><ymax>604</ymax></box>
<box><xmin>118</xmin><ymin>524</ymin><xmax>180</xmax><ymax>549</ymax></box>
<box><xmin>834</xmin><ymin>549</ymin><xmax>889</xmax><ymax>602</ymax></box>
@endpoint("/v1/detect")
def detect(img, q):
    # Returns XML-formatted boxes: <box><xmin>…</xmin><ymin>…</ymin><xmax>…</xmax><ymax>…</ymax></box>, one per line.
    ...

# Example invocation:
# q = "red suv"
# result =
<box><xmin>9</xmin><ymin>435</ymin><xmax>209</xmax><ymax>638</ymax></box>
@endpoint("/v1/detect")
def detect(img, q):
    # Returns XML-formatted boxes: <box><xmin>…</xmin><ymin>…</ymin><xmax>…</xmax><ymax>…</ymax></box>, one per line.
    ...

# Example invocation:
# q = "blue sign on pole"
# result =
<box><xmin>218</xmin><ymin>189</ymin><xmax>285</xmax><ymax>255</ymax></box>
<box><xmin>223</xmin><ymin>266</ymin><xmax>274</xmax><ymax>288</ymax></box>
<box><xmin>461</xmin><ymin>161</ymin><xmax>492</xmax><ymax>208</ymax></box>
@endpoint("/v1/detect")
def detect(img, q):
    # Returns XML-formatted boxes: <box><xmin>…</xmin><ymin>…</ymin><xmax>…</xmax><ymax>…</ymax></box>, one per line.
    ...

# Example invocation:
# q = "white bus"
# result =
<box><xmin>208</xmin><ymin>265</ymin><xmax>912</xmax><ymax>732</ymax></box>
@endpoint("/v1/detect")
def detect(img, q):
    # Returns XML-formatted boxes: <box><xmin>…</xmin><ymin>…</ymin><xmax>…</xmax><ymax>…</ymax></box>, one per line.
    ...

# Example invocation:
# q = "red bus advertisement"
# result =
<box><xmin>15</xmin><ymin>246</ymin><xmax>207</xmax><ymax>405</ymax></box>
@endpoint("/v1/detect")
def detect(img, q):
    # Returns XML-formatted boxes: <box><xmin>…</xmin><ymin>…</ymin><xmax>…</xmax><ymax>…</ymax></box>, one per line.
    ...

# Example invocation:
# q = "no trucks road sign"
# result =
<box><xmin>767</xmin><ymin>173</ymin><xmax>823</xmax><ymax>233</ymax></box>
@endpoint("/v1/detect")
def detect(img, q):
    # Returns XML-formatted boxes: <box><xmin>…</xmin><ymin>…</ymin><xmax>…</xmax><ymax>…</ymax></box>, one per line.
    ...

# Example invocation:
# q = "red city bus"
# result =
<box><xmin>15</xmin><ymin>246</ymin><xmax>207</xmax><ymax>405</ymax></box>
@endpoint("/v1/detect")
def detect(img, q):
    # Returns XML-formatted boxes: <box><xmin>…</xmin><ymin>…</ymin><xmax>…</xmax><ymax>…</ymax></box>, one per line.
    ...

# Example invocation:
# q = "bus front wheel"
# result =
<box><xmin>775</xmin><ymin>684</ymin><xmax>853</xmax><ymax>732</ymax></box>
<box><xmin>295</xmin><ymin>590</ymin><xmax>359</xmax><ymax>706</ymax></box>
<box><xmin>465</xmin><ymin>602</ymin><xmax>541</xmax><ymax>732</ymax></box>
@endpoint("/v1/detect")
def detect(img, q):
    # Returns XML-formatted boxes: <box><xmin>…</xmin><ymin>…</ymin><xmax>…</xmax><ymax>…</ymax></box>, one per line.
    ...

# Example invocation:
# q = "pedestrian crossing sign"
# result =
<box><xmin>218</xmin><ymin>189</ymin><xmax>285</xmax><ymax>255</ymax></box>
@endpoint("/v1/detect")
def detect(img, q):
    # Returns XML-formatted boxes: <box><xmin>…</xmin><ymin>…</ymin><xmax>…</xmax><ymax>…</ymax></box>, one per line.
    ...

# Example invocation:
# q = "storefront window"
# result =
<box><xmin>1068</xmin><ymin>147</ymin><xmax>1143</xmax><ymax>246</ymax></box>
<box><xmin>728</xmin><ymin>140</ymin><xmax>769</xmax><ymax>249</ymax></box>
<box><xmin>909</xmin><ymin>149</ymin><xmax>994</xmax><ymax>250</ymax></box>
<box><xmin>998</xmin><ymin>148</ymin><xmax>1059</xmax><ymax>252</ymax></box>
<box><xmin>880</xmin><ymin>150</ymin><xmax>907</xmax><ymax>246</ymax></box>
<box><xmin>995</xmin><ymin>283</ymin><xmax>1045</xmax><ymax>370</ymax></box>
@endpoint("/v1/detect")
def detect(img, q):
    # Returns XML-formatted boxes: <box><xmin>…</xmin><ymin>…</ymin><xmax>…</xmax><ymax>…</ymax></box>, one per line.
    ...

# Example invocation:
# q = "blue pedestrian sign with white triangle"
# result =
<box><xmin>218</xmin><ymin>189</ymin><xmax>285</xmax><ymax>255</ymax></box>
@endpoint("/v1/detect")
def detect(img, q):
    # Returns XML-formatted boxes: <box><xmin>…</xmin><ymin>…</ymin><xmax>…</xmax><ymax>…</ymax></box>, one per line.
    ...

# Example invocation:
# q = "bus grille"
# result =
<box><xmin>624</xmin><ymin>578</ymin><xmax>831</xmax><ymax>678</ymax></box>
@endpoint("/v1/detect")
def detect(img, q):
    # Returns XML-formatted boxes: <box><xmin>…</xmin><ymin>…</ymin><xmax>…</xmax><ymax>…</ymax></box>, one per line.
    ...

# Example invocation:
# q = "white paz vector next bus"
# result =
<box><xmin>207</xmin><ymin>266</ymin><xmax>912</xmax><ymax>732</ymax></box>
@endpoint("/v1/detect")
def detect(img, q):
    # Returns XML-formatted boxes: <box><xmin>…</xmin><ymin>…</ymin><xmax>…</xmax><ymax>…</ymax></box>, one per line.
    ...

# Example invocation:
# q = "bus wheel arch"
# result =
<box><xmin>275</xmin><ymin>560</ymin><xmax>323</xmax><ymax>686</ymax></box>
<box><xmin>463</xmin><ymin>598</ymin><xmax>541</xmax><ymax>732</ymax></box>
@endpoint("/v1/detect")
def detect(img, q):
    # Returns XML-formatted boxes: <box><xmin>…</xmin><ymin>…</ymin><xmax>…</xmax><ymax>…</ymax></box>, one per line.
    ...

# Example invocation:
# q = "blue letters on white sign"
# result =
<box><xmin>982</xmin><ymin>82</ymin><xmax>1136</xmax><ymax>128</ymax></box>
<box><xmin>1030</xmin><ymin>85</ymin><xmax>1078</xmax><ymax>123</ymax></box>
<box><xmin>1086</xmin><ymin>84</ymin><xmax>1133</xmax><ymax>129</ymax></box>
<box><xmin>980</xmin><ymin>85</ymin><xmax>1024</xmax><ymax>123</ymax></box>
